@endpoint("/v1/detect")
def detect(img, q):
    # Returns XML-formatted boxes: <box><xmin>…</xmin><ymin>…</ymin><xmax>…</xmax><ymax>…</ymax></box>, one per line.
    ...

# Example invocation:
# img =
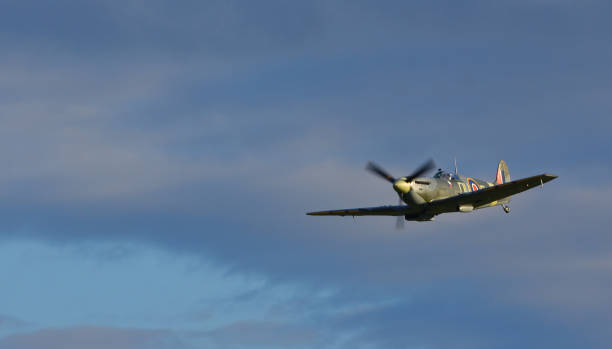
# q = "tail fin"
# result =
<box><xmin>496</xmin><ymin>160</ymin><xmax>510</xmax><ymax>185</ymax></box>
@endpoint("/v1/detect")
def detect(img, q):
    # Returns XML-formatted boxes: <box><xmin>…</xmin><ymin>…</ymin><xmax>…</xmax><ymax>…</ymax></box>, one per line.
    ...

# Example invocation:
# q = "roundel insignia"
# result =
<box><xmin>466</xmin><ymin>178</ymin><xmax>479</xmax><ymax>192</ymax></box>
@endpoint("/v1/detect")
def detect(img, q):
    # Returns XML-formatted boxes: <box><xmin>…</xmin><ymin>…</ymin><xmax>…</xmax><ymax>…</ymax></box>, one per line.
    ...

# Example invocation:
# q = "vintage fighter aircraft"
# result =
<box><xmin>307</xmin><ymin>159</ymin><xmax>557</xmax><ymax>223</ymax></box>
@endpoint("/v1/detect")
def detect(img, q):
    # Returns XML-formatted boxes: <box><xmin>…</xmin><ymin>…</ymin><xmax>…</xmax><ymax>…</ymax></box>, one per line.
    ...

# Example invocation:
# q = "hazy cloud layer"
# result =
<box><xmin>0</xmin><ymin>326</ymin><xmax>185</xmax><ymax>349</ymax></box>
<box><xmin>1</xmin><ymin>0</ymin><xmax>611</xmax><ymax>348</ymax></box>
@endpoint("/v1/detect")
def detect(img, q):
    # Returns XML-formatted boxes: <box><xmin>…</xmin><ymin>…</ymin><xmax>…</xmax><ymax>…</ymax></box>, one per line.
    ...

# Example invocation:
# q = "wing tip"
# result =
<box><xmin>541</xmin><ymin>173</ymin><xmax>559</xmax><ymax>182</ymax></box>
<box><xmin>307</xmin><ymin>211</ymin><xmax>336</xmax><ymax>216</ymax></box>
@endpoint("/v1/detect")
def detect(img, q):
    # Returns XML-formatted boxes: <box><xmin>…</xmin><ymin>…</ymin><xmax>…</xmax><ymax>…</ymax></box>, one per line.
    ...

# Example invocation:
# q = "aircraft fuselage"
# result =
<box><xmin>397</xmin><ymin>174</ymin><xmax>507</xmax><ymax>210</ymax></box>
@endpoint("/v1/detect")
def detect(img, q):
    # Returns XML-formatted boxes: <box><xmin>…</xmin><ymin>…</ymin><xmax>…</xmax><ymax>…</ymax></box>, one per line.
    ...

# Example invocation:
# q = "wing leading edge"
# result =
<box><xmin>307</xmin><ymin>205</ymin><xmax>416</xmax><ymax>217</ymax></box>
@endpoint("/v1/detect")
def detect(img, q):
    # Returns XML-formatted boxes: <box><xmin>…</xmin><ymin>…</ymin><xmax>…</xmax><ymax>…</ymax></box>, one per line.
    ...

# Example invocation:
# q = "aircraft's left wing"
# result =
<box><xmin>307</xmin><ymin>205</ymin><xmax>416</xmax><ymax>216</ymax></box>
<box><xmin>426</xmin><ymin>173</ymin><xmax>558</xmax><ymax>214</ymax></box>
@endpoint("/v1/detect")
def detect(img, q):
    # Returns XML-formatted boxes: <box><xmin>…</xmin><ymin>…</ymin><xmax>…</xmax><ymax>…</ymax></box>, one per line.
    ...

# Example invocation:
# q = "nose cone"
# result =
<box><xmin>393</xmin><ymin>178</ymin><xmax>411</xmax><ymax>194</ymax></box>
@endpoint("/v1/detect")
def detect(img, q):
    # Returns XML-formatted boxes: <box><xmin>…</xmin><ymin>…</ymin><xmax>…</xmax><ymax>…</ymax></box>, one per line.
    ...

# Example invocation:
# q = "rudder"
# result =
<box><xmin>496</xmin><ymin>160</ymin><xmax>510</xmax><ymax>184</ymax></box>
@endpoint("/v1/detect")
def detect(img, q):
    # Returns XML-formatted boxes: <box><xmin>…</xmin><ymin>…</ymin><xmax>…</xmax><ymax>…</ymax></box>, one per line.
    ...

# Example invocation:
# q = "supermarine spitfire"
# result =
<box><xmin>307</xmin><ymin>159</ymin><xmax>557</xmax><ymax>223</ymax></box>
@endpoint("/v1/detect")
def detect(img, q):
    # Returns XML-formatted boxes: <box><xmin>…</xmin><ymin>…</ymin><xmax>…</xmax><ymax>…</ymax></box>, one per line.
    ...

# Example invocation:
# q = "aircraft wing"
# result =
<box><xmin>427</xmin><ymin>173</ymin><xmax>558</xmax><ymax>214</ymax></box>
<box><xmin>307</xmin><ymin>205</ymin><xmax>416</xmax><ymax>216</ymax></box>
<box><xmin>307</xmin><ymin>174</ymin><xmax>557</xmax><ymax>218</ymax></box>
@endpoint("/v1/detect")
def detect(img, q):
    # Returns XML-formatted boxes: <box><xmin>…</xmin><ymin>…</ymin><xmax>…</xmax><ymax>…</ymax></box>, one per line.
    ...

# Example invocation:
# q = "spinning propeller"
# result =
<box><xmin>365</xmin><ymin>159</ymin><xmax>436</xmax><ymax>228</ymax></box>
<box><xmin>366</xmin><ymin>159</ymin><xmax>435</xmax><ymax>188</ymax></box>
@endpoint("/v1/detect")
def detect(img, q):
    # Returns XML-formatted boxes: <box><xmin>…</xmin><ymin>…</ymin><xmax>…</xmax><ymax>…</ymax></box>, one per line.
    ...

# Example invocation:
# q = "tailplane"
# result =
<box><xmin>496</xmin><ymin>160</ymin><xmax>510</xmax><ymax>185</ymax></box>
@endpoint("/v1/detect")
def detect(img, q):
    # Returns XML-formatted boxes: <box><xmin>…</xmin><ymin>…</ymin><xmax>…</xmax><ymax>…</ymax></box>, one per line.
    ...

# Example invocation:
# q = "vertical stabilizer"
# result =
<box><xmin>496</xmin><ymin>160</ymin><xmax>510</xmax><ymax>184</ymax></box>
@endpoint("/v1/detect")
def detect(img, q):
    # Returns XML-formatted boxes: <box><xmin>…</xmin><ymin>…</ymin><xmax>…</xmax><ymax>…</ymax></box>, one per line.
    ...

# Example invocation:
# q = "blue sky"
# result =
<box><xmin>0</xmin><ymin>1</ymin><xmax>611</xmax><ymax>348</ymax></box>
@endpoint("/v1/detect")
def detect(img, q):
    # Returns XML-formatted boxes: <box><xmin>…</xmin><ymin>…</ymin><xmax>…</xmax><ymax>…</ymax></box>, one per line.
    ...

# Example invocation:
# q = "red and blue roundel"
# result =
<box><xmin>466</xmin><ymin>178</ymin><xmax>479</xmax><ymax>192</ymax></box>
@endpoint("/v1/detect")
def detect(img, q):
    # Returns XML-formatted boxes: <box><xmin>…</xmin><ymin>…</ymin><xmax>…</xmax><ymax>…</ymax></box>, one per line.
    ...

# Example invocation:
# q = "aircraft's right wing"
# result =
<box><xmin>426</xmin><ymin>173</ymin><xmax>558</xmax><ymax>214</ymax></box>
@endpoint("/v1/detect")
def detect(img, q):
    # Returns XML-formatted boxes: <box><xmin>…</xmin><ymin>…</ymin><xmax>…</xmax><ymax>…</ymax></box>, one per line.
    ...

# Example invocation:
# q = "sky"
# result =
<box><xmin>0</xmin><ymin>0</ymin><xmax>611</xmax><ymax>348</ymax></box>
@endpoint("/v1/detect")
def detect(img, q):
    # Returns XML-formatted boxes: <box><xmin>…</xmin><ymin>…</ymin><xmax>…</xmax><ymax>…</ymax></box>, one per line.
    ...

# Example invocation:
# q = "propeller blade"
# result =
<box><xmin>404</xmin><ymin>159</ymin><xmax>436</xmax><ymax>182</ymax></box>
<box><xmin>396</xmin><ymin>216</ymin><xmax>404</xmax><ymax>229</ymax></box>
<box><xmin>366</xmin><ymin>161</ymin><xmax>396</xmax><ymax>183</ymax></box>
<box><xmin>396</xmin><ymin>196</ymin><xmax>404</xmax><ymax>229</ymax></box>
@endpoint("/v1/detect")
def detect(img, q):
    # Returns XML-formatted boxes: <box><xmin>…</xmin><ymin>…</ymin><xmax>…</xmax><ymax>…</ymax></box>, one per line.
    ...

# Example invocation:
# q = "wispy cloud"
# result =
<box><xmin>0</xmin><ymin>1</ymin><xmax>611</xmax><ymax>348</ymax></box>
<box><xmin>0</xmin><ymin>326</ymin><xmax>185</xmax><ymax>349</ymax></box>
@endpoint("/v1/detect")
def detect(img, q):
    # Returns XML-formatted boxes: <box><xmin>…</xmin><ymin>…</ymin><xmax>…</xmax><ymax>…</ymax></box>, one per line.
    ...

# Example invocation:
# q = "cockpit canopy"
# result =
<box><xmin>433</xmin><ymin>169</ymin><xmax>459</xmax><ymax>180</ymax></box>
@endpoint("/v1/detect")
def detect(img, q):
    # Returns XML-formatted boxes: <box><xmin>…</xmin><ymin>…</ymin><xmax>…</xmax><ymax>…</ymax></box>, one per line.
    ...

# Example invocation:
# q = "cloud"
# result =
<box><xmin>0</xmin><ymin>315</ymin><xmax>27</xmax><ymax>331</ymax></box>
<box><xmin>0</xmin><ymin>1</ymin><xmax>611</xmax><ymax>348</ymax></box>
<box><xmin>322</xmin><ymin>290</ymin><xmax>587</xmax><ymax>349</ymax></box>
<box><xmin>0</xmin><ymin>326</ymin><xmax>186</xmax><ymax>349</ymax></box>
<box><xmin>200</xmin><ymin>320</ymin><xmax>319</xmax><ymax>349</ymax></box>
